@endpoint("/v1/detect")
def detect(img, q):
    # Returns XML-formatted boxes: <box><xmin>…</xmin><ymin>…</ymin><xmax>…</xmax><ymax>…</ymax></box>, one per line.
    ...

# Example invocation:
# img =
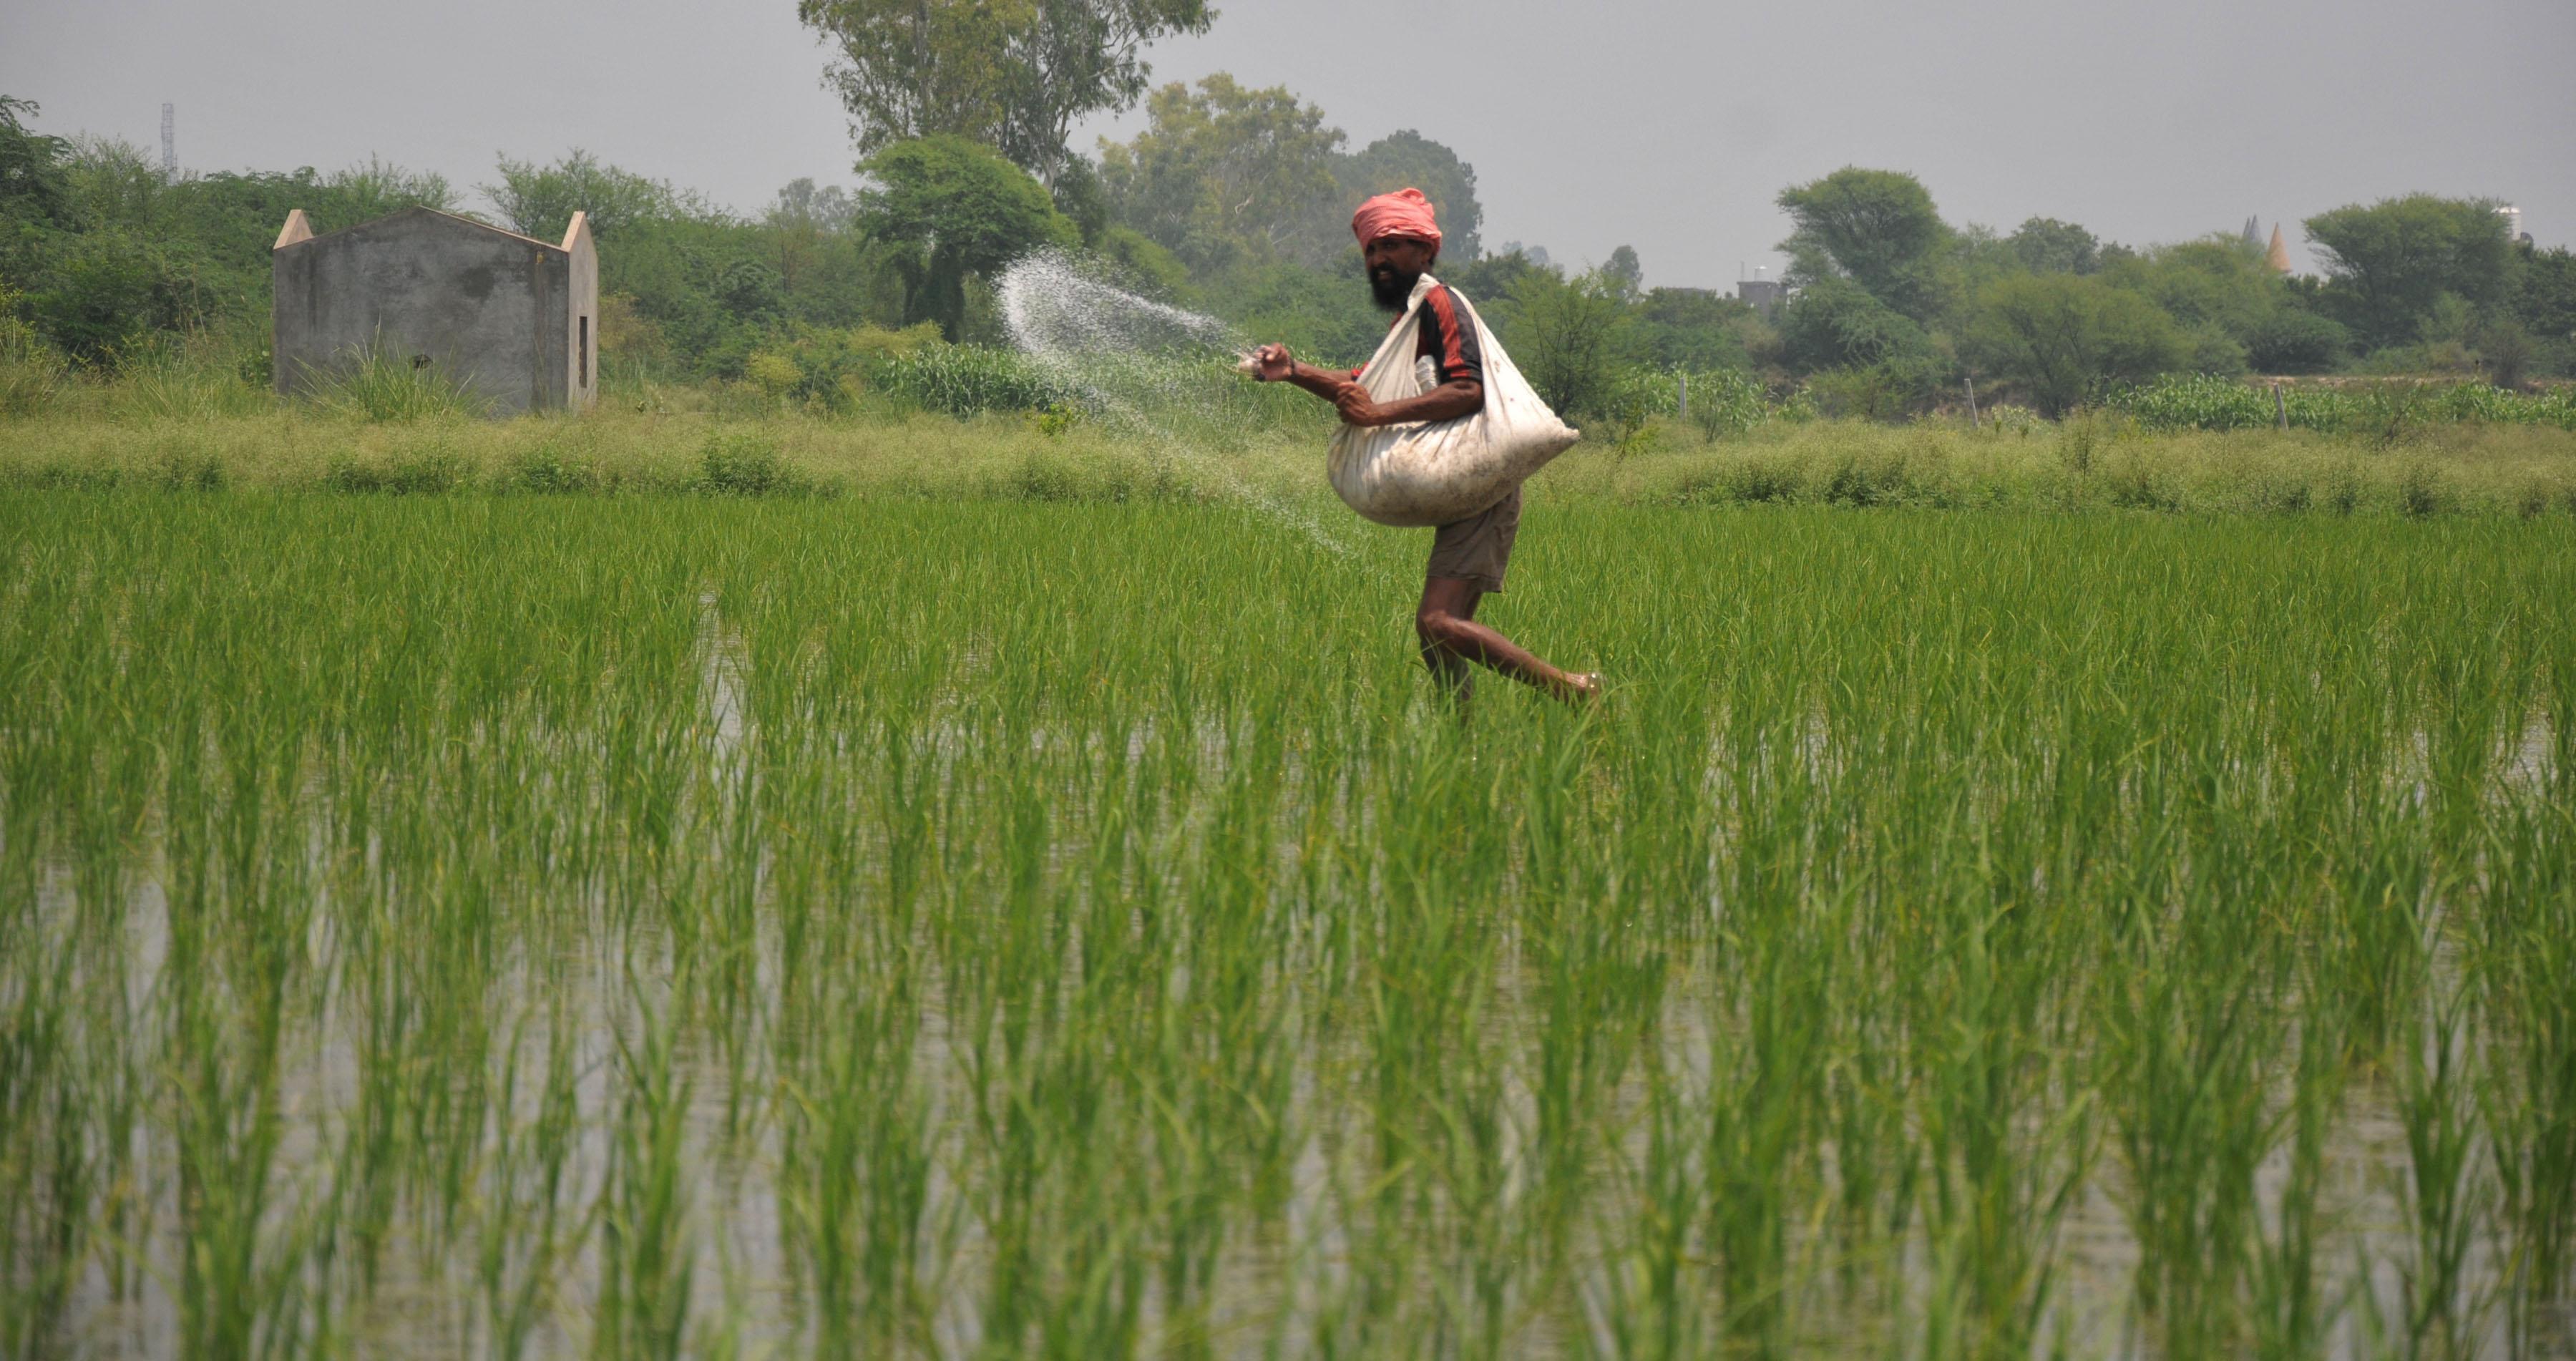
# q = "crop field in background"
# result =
<box><xmin>3</xmin><ymin>490</ymin><xmax>2575</xmax><ymax>1358</ymax></box>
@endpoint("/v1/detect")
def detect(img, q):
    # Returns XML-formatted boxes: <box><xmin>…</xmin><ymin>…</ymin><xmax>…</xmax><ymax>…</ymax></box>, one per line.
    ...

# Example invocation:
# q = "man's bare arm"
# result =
<box><xmin>1248</xmin><ymin>343</ymin><xmax>1483</xmax><ymax>427</ymax></box>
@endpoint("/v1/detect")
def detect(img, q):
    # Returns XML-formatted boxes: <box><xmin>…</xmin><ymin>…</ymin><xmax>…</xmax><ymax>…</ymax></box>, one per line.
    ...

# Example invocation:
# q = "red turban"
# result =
<box><xmin>1351</xmin><ymin>188</ymin><xmax>1442</xmax><ymax>250</ymax></box>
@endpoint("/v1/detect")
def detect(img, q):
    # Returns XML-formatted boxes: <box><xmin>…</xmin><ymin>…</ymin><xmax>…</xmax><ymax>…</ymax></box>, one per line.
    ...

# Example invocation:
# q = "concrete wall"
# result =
<box><xmin>563</xmin><ymin>212</ymin><xmax>598</xmax><ymax>410</ymax></box>
<box><xmin>273</xmin><ymin>208</ymin><xmax>582</xmax><ymax>415</ymax></box>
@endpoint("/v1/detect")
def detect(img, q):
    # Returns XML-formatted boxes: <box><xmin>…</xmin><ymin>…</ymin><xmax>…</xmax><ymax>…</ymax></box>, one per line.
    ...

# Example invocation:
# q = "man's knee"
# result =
<box><xmin>1415</xmin><ymin>607</ymin><xmax>1468</xmax><ymax>650</ymax></box>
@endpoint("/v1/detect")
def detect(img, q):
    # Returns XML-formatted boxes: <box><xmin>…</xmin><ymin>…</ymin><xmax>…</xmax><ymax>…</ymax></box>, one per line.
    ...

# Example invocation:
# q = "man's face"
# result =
<box><xmin>1364</xmin><ymin>236</ymin><xmax>1438</xmax><ymax>311</ymax></box>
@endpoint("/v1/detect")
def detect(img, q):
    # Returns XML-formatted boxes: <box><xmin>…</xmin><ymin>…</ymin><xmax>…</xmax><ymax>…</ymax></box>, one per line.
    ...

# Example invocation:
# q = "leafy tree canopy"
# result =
<box><xmin>2006</xmin><ymin>217</ymin><xmax>2101</xmax><ymax>275</ymax></box>
<box><xmin>799</xmin><ymin>0</ymin><xmax>1211</xmax><ymax>185</ymax></box>
<box><xmin>1601</xmin><ymin>245</ymin><xmax>1644</xmax><ymax>298</ymax></box>
<box><xmin>859</xmin><ymin>135</ymin><xmax>1077</xmax><ymax>339</ymax></box>
<box><xmin>1777</xmin><ymin>167</ymin><xmax>1955</xmax><ymax>324</ymax></box>
<box><xmin>0</xmin><ymin>95</ymin><xmax>74</xmax><ymax>234</ymax></box>
<box><xmin>2305</xmin><ymin>194</ymin><xmax>2513</xmax><ymax>350</ymax></box>
<box><xmin>1966</xmin><ymin>272</ymin><xmax>2188</xmax><ymax>416</ymax></box>
<box><xmin>1775</xmin><ymin>275</ymin><xmax>1938</xmax><ymax>374</ymax></box>
<box><xmin>1098</xmin><ymin>75</ymin><xmax>1345</xmax><ymax>275</ymax></box>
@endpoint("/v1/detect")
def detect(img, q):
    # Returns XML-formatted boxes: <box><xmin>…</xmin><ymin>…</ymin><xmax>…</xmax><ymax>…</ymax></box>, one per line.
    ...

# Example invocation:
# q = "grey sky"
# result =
<box><xmin>5</xmin><ymin>0</ymin><xmax>2569</xmax><ymax>289</ymax></box>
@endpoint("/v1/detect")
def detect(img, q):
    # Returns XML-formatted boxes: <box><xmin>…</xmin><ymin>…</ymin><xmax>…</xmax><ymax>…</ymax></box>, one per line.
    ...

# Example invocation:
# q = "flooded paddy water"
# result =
<box><xmin>4</xmin><ymin>489</ymin><xmax>2573</xmax><ymax>1357</ymax></box>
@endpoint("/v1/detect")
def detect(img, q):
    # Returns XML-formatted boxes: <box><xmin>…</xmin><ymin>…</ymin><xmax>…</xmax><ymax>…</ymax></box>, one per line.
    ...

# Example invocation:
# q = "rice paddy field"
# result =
<box><xmin>4</xmin><ymin>483</ymin><xmax>2575</xmax><ymax>1358</ymax></box>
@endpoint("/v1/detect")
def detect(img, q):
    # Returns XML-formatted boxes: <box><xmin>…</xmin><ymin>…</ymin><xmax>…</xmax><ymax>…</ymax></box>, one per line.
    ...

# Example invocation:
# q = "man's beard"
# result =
<box><xmin>1369</xmin><ymin>264</ymin><xmax>1420</xmax><ymax>312</ymax></box>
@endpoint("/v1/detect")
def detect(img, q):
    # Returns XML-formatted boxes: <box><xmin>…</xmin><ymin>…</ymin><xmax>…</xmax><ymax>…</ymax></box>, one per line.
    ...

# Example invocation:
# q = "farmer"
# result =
<box><xmin>1246</xmin><ymin>188</ymin><xmax>1599</xmax><ymax>705</ymax></box>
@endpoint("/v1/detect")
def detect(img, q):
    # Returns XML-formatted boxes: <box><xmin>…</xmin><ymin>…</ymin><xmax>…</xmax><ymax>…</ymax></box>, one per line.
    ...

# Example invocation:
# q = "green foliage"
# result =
<box><xmin>1801</xmin><ymin>361</ymin><xmax>1942</xmax><ymax>421</ymax></box>
<box><xmin>1495</xmin><ymin>267</ymin><xmax>1640</xmax><ymax>419</ymax></box>
<box><xmin>2306</xmin><ymin>195</ymin><xmax>2514</xmax><ymax>350</ymax></box>
<box><xmin>301</xmin><ymin>346</ymin><xmax>489</xmax><ymax>421</ymax></box>
<box><xmin>0</xmin><ymin>286</ymin><xmax>66</xmax><ymax>414</ymax></box>
<box><xmin>744</xmin><ymin>322</ymin><xmax>943</xmax><ymax>411</ymax></box>
<box><xmin>1097</xmin><ymin>74</ymin><xmax>1345</xmax><ymax>274</ymax></box>
<box><xmin>2102</xmin><ymin>238</ymin><xmax>2281</xmax><ymax>351</ymax></box>
<box><xmin>483</xmin><ymin>150</ymin><xmax>703</xmax><ymax>243</ymax></box>
<box><xmin>1777</xmin><ymin>167</ymin><xmax>1956</xmax><ymax>323</ymax></box>
<box><xmin>694</xmin><ymin>431</ymin><xmax>812</xmax><ymax>495</ymax></box>
<box><xmin>1966</xmin><ymin>272</ymin><xmax>2190</xmax><ymax>417</ymax></box>
<box><xmin>1775</xmin><ymin>275</ymin><xmax>1941</xmax><ymax>376</ymax></box>
<box><xmin>2106</xmin><ymin>374</ymin><xmax>2576</xmax><ymax>434</ymax></box>
<box><xmin>1208</xmin><ymin>259</ymin><xmax>1385</xmax><ymax>369</ymax></box>
<box><xmin>19</xmin><ymin>226</ymin><xmax>223</xmax><ymax>364</ymax></box>
<box><xmin>1635</xmin><ymin>286</ymin><xmax>1759</xmax><ymax>371</ymax></box>
<box><xmin>797</xmin><ymin>0</ymin><xmax>1211</xmax><ymax>182</ymax></box>
<box><xmin>0</xmin><ymin>95</ymin><xmax>74</xmax><ymax>233</ymax></box>
<box><xmin>877</xmin><ymin>343</ymin><xmax>1079</xmax><ymax>417</ymax></box>
<box><xmin>2243</xmin><ymin>308</ymin><xmax>2350</xmax><ymax>375</ymax></box>
<box><xmin>860</xmin><ymin>135</ymin><xmax>1078</xmax><ymax>341</ymax></box>
<box><xmin>2007</xmin><ymin>217</ymin><xmax>2102</xmax><ymax>275</ymax></box>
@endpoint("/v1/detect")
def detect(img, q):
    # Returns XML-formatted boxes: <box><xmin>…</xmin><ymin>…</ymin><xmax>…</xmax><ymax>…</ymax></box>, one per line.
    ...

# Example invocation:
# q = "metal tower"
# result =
<box><xmin>160</xmin><ymin>104</ymin><xmax>175</xmax><ymax>180</ymax></box>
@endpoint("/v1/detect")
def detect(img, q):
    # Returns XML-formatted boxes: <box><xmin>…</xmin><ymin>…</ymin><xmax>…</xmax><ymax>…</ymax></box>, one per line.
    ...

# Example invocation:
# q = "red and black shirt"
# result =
<box><xmin>1351</xmin><ymin>284</ymin><xmax>1485</xmax><ymax>387</ymax></box>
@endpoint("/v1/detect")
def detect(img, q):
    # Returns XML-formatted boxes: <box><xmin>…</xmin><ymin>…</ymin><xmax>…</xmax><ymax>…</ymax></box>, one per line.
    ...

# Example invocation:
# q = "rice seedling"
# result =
<box><xmin>0</xmin><ymin>487</ymin><xmax>2570</xmax><ymax>1357</ymax></box>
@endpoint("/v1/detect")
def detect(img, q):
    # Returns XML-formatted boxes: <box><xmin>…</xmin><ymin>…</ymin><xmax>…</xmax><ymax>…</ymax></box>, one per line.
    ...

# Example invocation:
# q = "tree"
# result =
<box><xmin>1330</xmin><ymin>130</ymin><xmax>1483</xmax><ymax>263</ymax></box>
<box><xmin>797</xmin><ymin>0</ymin><xmax>1211</xmax><ymax>185</ymax></box>
<box><xmin>483</xmin><ymin>150</ymin><xmax>709</xmax><ymax>240</ymax></box>
<box><xmin>2304</xmin><ymin>195</ymin><xmax>2513</xmax><ymax>350</ymax></box>
<box><xmin>858</xmin><ymin>135</ymin><xmax>1076</xmax><ymax>340</ymax></box>
<box><xmin>1097</xmin><ymin>75</ymin><xmax>1344</xmax><ymax>275</ymax></box>
<box><xmin>2006</xmin><ymin>217</ymin><xmax>2100</xmax><ymax>275</ymax></box>
<box><xmin>1776</xmin><ymin>167</ymin><xmax>1954</xmax><ymax>323</ymax></box>
<box><xmin>1774</xmin><ymin>275</ymin><xmax>1936</xmax><ymax>374</ymax></box>
<box><xmin>1636</xmin><ymin>286</ymin><xmax>1757</xmax><ymax>371</ymax></box>
<box><xmin>1965</xmin><ymin>273</ymin><xmax>2188</xmax><ymax>416</ymax></box>
<box><xmin>1</xmin><ymin>97</ymin><xmax>77</xmax><ymax>235</ymax></box>
<box><xmin>1497</xmin><ymin>266</ymin><xmax>1640</xmax><ymax>419</ymax></box>
<box><xmin>2508</xmin><ymin>243</ymin><xmax>2576</xmax><ymax>346</ymax></box>
<box><xmin>2242</xmin><ymin>308</ymin><xmax>2349</xmax><ymax>375</ymax></box>
<box><xmin>1601</xmin><ymin>245</ymin><xmax>1644</xmax><ymax>298</ymax></box>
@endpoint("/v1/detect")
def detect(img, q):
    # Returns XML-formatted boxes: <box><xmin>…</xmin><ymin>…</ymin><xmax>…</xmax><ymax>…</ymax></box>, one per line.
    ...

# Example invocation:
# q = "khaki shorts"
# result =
<box><xmin>1426</xmin><ymin>487</ymin><xmax>1521</xmax><ymax>593</ymax></box>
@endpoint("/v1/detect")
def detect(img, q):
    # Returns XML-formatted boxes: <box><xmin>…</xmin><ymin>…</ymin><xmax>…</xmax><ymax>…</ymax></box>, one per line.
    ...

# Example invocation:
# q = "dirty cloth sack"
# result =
<box><xmin>1326</xmin><ymin>275</ymin><xmax>1579</xmax><ymax>527</ymax></box>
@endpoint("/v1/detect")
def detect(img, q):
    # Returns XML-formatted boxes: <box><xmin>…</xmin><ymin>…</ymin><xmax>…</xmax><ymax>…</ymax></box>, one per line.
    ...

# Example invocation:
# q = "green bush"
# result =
<box><xmin>878</xmin><ymin>344</ymin><xmax>1079</xmax><ymax>418</ymax></box>
<box><xmin>695</xmin><ymin>432</ymin><xmax>809</xmax><ymax>496</ymax></box>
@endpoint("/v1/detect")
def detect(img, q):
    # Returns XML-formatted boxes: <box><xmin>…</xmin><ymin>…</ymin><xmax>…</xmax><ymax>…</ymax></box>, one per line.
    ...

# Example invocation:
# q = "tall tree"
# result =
<box><xmin>1965</xmin><ymin>273</ymin><xmax>2187</xmax><ymax>416</ymax></box>
<box><xmin>1776</xmin><ymin>167</ymin><xmax>1954</xmax><ymax>323</ymax></box>
<box><xmin>1601</xmin><ymin>245</ymin><xmax>1644</xmax><ymax>298</ymax></box>
<box><xmin>2304</xmin><ymin>195</ymin><xmax>2513</xmax><ymax>350</ymax></box>
<box><xmin>798</xmin><ymin>0</ymin><xmax>1211</xmax><ymax>185</ymax></box>
<box><xmin>1097</xmin><ymin>75</ymin><xmax>1344</xmax><ymax>275</ymax></box>
<box><xmin>858</xmin><ymin>135</ymin><xmax>1076</xmax><ymax>340</ymax></box>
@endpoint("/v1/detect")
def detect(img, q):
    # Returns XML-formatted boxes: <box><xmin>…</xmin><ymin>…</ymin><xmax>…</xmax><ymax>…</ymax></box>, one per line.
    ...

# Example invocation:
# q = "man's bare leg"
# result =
<box><xmin>1415</xmin><ymin>576</ymin><xmax>1599</xmax><ymax>704</ymax></box>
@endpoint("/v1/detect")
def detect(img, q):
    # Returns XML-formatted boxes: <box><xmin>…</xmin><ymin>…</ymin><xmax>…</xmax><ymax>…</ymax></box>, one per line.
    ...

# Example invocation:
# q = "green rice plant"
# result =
<box><xmin>0</xmin><ymin>490</ymin><xmax>2566</xmax><ymax>1356</ymax></box>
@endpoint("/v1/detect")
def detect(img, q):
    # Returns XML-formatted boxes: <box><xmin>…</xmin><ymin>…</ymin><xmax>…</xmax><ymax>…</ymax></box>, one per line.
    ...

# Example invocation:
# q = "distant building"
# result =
<box><xmin>2499</xmin><ymin>205</ymin><xmax>2530</xmax><ymax>245</ymax></box>
<box><xmin>272</xmin><ymin>206</ymin><xmax>599</xmax><ymax>416</ymax></box>
<box><xmin>2264</xmin><ymin>225</ymin><xmax>2293</xmax><ymax>274</ymax></box>
<box><xmin>1737</xmin><ymin>271</ymin><xmax>1787</xmax><ymax>318</ymax></box>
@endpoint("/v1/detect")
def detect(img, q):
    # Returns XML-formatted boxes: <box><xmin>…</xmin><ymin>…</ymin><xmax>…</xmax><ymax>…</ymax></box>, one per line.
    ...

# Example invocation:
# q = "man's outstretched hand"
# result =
<box><xmin>1247</xmin><ymin>343</ymin><xmax>1295</xmax><ymax>383</ymax></box>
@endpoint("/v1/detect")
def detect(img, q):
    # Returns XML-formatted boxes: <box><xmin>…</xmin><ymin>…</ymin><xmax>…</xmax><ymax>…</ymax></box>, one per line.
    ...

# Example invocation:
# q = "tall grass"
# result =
<box><xmin>0</xmin><ymin>488</ymin><xmax>2572</xmax><ymax>1356</ymax></box>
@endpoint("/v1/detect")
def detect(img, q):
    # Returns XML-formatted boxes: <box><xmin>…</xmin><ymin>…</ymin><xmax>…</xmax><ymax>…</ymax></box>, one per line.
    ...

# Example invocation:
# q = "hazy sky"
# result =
<box><xmin>5</xmin><ymin>0</ymin><xmax>2570</xmax><ymax>289</ymax></box>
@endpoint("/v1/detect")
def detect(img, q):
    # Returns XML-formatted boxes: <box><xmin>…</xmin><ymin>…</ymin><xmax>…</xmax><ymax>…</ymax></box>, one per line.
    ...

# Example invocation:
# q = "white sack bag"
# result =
<box><xmin>1326</xmin><ymin>275</ymin><xmax>1581</xmax><ymax>527</ymax></box>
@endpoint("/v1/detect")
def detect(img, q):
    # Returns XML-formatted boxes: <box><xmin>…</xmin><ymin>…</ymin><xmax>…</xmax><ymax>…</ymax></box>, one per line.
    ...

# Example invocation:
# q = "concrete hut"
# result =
<box><xmin>272</xmin><ymin>206</ymin><xmax>598</xmax><ymax>415</ymax></box>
